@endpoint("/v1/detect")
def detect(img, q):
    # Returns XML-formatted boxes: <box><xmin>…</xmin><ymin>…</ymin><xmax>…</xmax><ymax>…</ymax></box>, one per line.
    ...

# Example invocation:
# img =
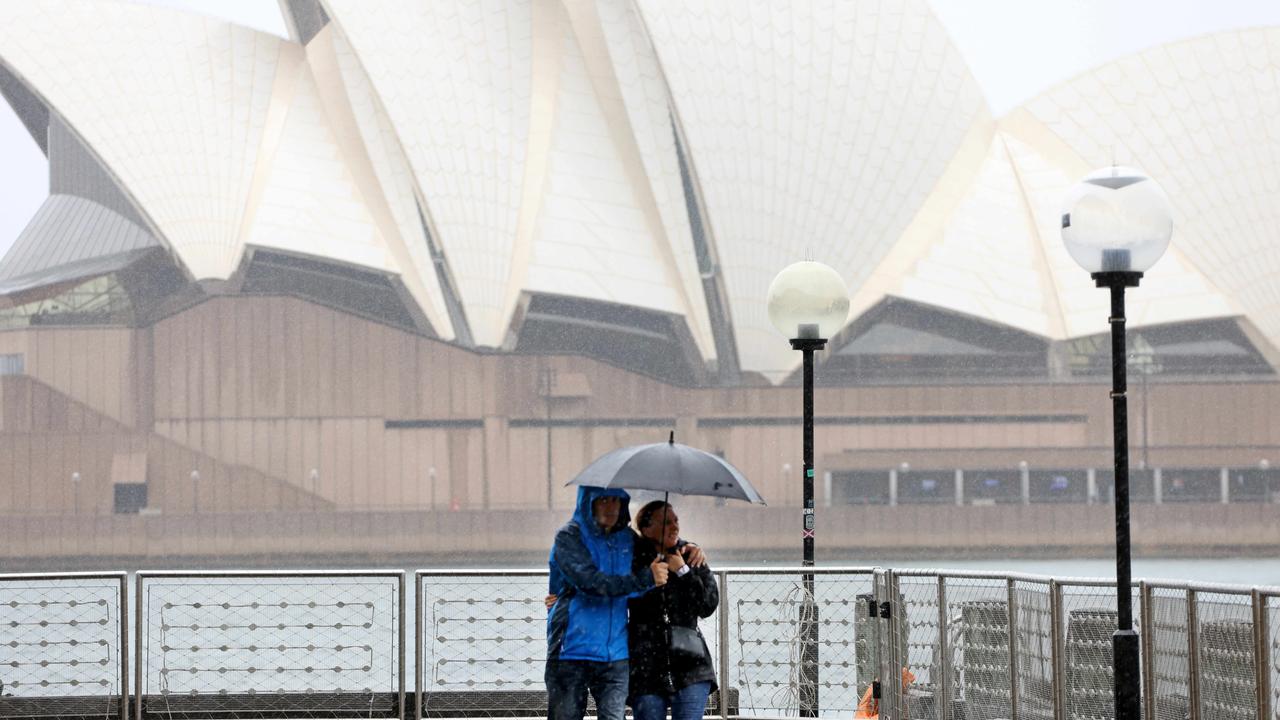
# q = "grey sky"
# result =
<box><xmin>2</xmin><ymin>0</ymin><xmax>1280</xmax><ymax>257</ymax></box>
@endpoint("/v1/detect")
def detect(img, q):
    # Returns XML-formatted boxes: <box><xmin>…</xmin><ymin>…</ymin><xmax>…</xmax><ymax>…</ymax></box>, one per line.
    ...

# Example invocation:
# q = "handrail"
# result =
<box><xmin>2</xmin><ymin>567</ymin><xmax>1275</xmax><ymax>719</ymax></box>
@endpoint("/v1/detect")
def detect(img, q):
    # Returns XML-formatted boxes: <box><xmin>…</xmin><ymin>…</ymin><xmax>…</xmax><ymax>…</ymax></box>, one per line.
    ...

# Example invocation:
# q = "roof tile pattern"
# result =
<box><xmin>243</xmin><ymin>58</ymin><xmax>395</xmax><ymax>273</ymax></box>
<box><xmin>897</xmin><ymin>135</ymin><xmax>1055</xmax><ymax>337</ymax></box>
<box><xmin>636</xmin><ymin>0</ymin><xmax>988</xmax><ymax>376</ymax></box>
<box><xmin>1023</xmin><ymin>29</ymin><xmax>1280</xmax><ymax>344</ymax></box>
<box><xmin>2</xmin><ymin>0</ymin><xmax>1275</xmax><ymax>376</ymax></box>
<box><xmin>0</xmin><ymin>0</ymin><xmax>282</xmax><ymax>280</ymax></box>
<box><xmin>323</xmin><ymin>0</ymin><xmax>534</xmax><ymax>346</ymax></box>
<box><xmin>323</xmin><ymin>27</ymin><xmax>454</xmax><ymax>337</ymax></box>
<box><xmin>592</xmin><ymin>0</ymin><xmax>712</xmax><ymax>353</ymax></box>
<box><xmin>524</xmin><ymin>15</ymin><xmax>684</xmax><ymax>316</ymax></box>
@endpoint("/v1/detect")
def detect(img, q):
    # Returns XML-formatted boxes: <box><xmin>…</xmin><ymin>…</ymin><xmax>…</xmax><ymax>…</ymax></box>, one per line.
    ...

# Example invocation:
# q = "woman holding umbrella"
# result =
<box><xmin>627</xmin><ymin>500</ymin><xmax>719</xmax><ymax>720</ymax></box>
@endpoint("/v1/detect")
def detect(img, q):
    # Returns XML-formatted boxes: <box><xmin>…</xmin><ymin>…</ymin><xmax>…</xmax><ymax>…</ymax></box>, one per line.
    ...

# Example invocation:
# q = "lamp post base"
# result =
<box><xmin>1113</xmin><ymin>629</ymin><xmax>1141</xmax><ymax>720</ymax></box>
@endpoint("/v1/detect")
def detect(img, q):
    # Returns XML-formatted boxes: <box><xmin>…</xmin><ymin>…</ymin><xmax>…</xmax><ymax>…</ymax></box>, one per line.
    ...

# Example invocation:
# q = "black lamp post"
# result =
<box><xmin>1062</xmin><ymin>165</ymin><xmax>1173</xmax><ymax>720</ymax></box>
<box><xmin>767</xmin><ymin>260</ymin><xmax>850</xmax><ymax>717</ymax></box>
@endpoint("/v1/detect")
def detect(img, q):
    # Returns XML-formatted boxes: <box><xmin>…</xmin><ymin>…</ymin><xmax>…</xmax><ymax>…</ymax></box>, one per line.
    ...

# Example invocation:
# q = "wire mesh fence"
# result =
<box><xmin>134</xmin><ymin>570</ymin><xmax>404</xmax><ymax>719</ymax></box>
<box><xmin>722</xmin><ymin>568</ymin><xmax>875</xmax><ymax>719</ymax></box>
<box><xmin>1267</xmin><ymin>592</ymin><xmax>1279</xmax><ymax>720</ymax></box>
<box><xmin>416</xmin><ymin>571</ymin><xmax>551</xmax><ymax>719</ymax></box>
<box><xmin>891</xmin><ymin>573</ymin><xmax>945</xmax><ymax>719</ymax></box>
<box><xmin>0</xmin><ymin>572</ymin><xmax>127</xmax><ymax>719</ymax></box>
<box><xmin>1013</xmin><ymin>579</ymin><xmax>1054</xmax><ymax>720</ymax></box>
<box><xmin>1057</xmin><ymin>580</ymin><xmax>1141</xmax><ymax>720</ymax></box>
<box><xmin>942</xmin><ymin>574</ymin><xmax>1012</xmax><ymax>720</ymax></box>
<box><xmin>2</xmin><ymin>568</ymin><xmax>1277</xmax><ymax>719</ymax></box>
<box><xmin>1192</xmin><ymin>589</ymin><xmax>1255</xmax><ymax>720</ymax></box>
<box><xmin>1144</xmin><ymin>584</ymin><xmax>1192</xmax><ymax>720</ymax></box>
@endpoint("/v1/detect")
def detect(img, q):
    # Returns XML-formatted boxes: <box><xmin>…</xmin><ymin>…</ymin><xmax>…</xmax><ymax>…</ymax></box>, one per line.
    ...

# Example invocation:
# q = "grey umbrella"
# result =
<box><xmin>566</xmin><ymin>431</ymin><xmax>766</xmax><ymax>505</ymax></box>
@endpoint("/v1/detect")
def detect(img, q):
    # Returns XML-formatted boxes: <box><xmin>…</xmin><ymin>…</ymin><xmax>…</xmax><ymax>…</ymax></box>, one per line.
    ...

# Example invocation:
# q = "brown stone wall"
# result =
<box><xmin>1</xmin><ymin>294</ymin><xmax>1279</xmax><ymax>563</ymax></box>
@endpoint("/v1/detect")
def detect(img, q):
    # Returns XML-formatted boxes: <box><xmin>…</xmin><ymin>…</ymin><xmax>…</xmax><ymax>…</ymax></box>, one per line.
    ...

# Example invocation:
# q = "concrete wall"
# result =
<box><xmin>1</xmin><ymin>294</ymin><xmax>1278</xmax><ymax>564</ymax></box>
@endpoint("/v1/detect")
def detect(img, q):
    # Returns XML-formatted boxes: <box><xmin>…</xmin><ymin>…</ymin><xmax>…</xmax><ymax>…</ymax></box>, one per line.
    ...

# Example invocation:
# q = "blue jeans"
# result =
<box><xmin>632</xmin><ymin>681</ymin><xmax>713</xmax><ymax>720</ymax></box>
<box><xmin>545</xmin><ymin>659</ymin><xmax>629</xmax><ymax>720</ymax></box>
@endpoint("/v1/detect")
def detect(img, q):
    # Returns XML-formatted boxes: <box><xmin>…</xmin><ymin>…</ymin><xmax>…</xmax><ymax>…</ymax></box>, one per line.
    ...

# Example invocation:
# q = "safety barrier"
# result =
<box><xmin>0</xmin><ymin>568</ymin><xmax>1275</xmax><ymax>719</ymax></box>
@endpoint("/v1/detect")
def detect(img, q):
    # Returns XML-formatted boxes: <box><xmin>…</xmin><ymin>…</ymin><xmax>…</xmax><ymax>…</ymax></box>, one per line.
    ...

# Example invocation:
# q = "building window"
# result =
<box><xmin>1028</xmin><ymin>469</ymin><xmax>1088</xmax><ymax>503</ymax></box>
<box><xmin>831</xmin><ymin>471</ymin><xmax>891</xmax><ymax>505</ymax></box>
<box><xmin>897</xmin><ymin>470</ymin><xmax>954</xmax><ymax>504</ymax></box>
<box><xmin>0</xmin><ymin>353</ymin><xmax>23</xmax><ymax>375</ymax></box>
<box><xmin>1160</xmin><ymin>469</ymin><xmax>1221</xmax><ymax>503</ymax></box>
<box><xmin>963</xmin><ymin>470</ymin><xmax>1022</xmax><ymax>504</ymax></box>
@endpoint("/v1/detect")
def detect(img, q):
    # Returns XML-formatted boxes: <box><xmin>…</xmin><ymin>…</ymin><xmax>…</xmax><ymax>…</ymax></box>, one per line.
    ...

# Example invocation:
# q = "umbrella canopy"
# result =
<box><xmin>566</xmin><ymin>432</ymin><xmax>766</xmax><ymax>505</ymax></box>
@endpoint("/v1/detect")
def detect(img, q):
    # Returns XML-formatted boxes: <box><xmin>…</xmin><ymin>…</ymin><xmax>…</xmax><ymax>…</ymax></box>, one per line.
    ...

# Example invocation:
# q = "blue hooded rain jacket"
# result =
<box><xmin>546</xmin><ymin>486</ymin><xmax>654</xmax><ymax>663</ymax></box>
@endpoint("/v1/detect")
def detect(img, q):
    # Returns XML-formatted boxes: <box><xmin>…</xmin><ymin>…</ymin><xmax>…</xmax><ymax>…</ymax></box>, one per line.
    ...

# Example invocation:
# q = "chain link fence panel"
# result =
<box><xmin>1056</xmin><ymin>580</ymin><xmax>1142</xmax><ymax>720</ymax></box>
<box><xmin>940</xmin><ymin>575</ymin><xmax>1011</xmax><ymax>720</ymax></box>
<box><xmin>135</xmin><ymin>571</ymin><xmax>403</xmax><ymax>719</ymax></box>
<box><xmin>1192</xmin><ymin>589</ymin><xmax>1255</xmax><ymax>720</ymax></box>
<box><xmin>0</xmin><ymin>572</ymin><xmax>127</xmax><ymax>719</ymax></box>
<box><xmin>723</xmin><ymin>569</ymin><xmax>874</xmax><ymax>718</ymax></box>
<box><xmin>3</xmin><ymin>567</ymin><xmax>1277</xmax><ymax>720</ymax></box>
<box><xmin>1146</xmin><ymin>585</ymin><xmax>1191</xmax><ymax>720</ymax></box>
<box><xmin>417</xmin><ymin>571</ymin><xmax>551</xmax><ymax>718</ymax></box>
<box><xmin>891</xmin><ymin>572</ymin><xmax>945</xmax><ymax>720</ymax></box>
<box><xmin>1013</xmin><ymin>579</ymin><xmax>1054</xmax><ymax>720</ymax></box>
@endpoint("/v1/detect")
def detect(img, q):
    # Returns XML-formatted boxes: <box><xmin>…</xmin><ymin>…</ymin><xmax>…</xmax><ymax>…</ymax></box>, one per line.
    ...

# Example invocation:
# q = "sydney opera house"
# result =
<box><xmin>1</xmin><ymin>0</ymin><xmax>1279</xmax><ymax>562</ymax></box>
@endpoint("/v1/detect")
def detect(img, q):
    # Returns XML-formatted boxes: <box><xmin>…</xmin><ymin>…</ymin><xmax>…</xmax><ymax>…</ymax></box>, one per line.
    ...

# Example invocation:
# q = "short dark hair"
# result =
<box><xmin>635</xmin><ymin>500</ymin><xmax>673</xmax><ymax>530</ymax></box>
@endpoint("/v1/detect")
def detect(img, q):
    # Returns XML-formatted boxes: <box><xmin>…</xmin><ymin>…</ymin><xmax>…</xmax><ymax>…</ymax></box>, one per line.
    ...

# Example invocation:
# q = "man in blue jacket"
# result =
<box><xmin>546</xmin><ymin>486</ymin><xmax>668</xmax><ymax>720</ymax></box>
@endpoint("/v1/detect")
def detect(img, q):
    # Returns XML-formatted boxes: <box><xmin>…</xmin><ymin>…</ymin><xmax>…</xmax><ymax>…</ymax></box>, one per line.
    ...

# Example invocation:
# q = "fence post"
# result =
<box><xmin>119</xmin><ymin>573</ymin><xmax>129</xmax><ymax>720</ymax></box>
<box><xmin>1254</xmin><ymin>589</ymin><xmax>1268</xmax><ymax>720</ymax></box>
<box><xmin>1186</xmin><ymin>588</ymin><xmax>1200</xmax><ymax>720</ymax></box>
<box><xmin>888</xmin><ymin>570</ymin><xmax>903</xmax><ymax>720</ymax></box>
<box><xmin>1007</xmin><ymin>577</ymin><xmax>1019</xmax><ymax>720</ymax></box>
<box><xmin>874</xmin><ymin>569</ymin><xmax>895</xmax><ymax>719</ymax></box>
<box><xmin>415</xmin><ymin>572</ymin><xmax>423</xmax><ymax>720</ymax></box>
<box><xmin>398</xmin><ymin>572</ymin><xmax>406</xmax><ymax>720</ymax></box>
<box><xmin>134</xmin><ymin>573</ymin><xmax>144</xmax><ymax>720</ymax></box>
<box><xmin>1140</xmin><ymin>582</ymin><xmax>1154</xmax><ymax>720</ymax></box>
<box><xmin>938</xmin><ymin>575</ymin><xmax>952</xmax><ymax>720</ymax></box>
<box><xmin>1050</xmin><ymin>580</ymin><xmax>1064</xmax><ymax>720</ymax></box>
<box><xmin>719</xmin><ymin>570</ymin><xmax>730</xmax><ymax>720</ymax></box>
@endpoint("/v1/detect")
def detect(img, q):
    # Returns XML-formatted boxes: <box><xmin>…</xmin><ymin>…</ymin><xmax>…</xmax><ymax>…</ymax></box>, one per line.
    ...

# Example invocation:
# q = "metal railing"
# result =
<box><xmin>1</xmin><ymin>568</ymin><xmax>1276</xmax><ymax>719</ymax></box>
<box><xmin>0</xmin><ymin>572</ymin><xmax>127</xmax><ymax>719</ymax></box>
<box><xmin>133</xmin><ymin>570</ymin><xmax>405</xmax><ymax>720</ymax></box>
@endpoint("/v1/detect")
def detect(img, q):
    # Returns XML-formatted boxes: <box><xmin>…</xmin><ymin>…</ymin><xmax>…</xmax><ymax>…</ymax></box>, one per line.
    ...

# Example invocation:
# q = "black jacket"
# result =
<box><xmin>627</xmin><ymin>536</ymin><xmax>719</xmax><ymax>699</ymax></box>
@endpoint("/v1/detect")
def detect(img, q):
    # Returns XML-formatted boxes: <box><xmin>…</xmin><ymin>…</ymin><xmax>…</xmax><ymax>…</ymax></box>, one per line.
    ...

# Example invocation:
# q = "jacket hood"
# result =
<box><xmin>573</xmin><ymin>485</ymin><xmax>632</xmax><ymax>538</ymax></box>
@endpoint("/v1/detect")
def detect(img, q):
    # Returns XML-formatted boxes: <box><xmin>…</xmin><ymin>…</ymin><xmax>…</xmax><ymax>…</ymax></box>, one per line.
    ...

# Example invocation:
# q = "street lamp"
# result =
<box><xmin>190</xmin><ymin>470</ymin><xmax>200</xmax><ymax>514</ymax></box>
<box><xmin>768</xmin><ymin>260</ymin><xmax>850</xmax><ymax>717</ymax></box>
<box><xmin>428</xmin><ymin>466</ymin><xmax>437</xmax><ymax>509</ymax></box>
<box><xmin>1061</xmin><ymin>165</ymin><xmax>1172</xmax><ymax>720</ymax></box>
<box><xmin>308</xmin><ymin>468</ymin><xmax>320</xmax><ymax>512</ymax></box>
<box><xmin>71</xmin><ymin>472</ymin><xmax>81</xmax><ymax>515</ymax></box>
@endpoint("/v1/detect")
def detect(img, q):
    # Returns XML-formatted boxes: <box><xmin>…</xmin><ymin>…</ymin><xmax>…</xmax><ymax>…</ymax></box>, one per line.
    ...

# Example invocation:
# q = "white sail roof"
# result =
<box><xmin>635</xmin><ymin>0</ymin><xmax>990</xmax><ymax>378</ymax></box>
<box><xmin>322</xmin><ymin>0</ymin><xmax>535</xmax><ymax>347</ymax></box>
<box><xmin>2</xmin><ymin>0</ymin><xmax>1275</xmax><ymax>376</ymax></box>
<box><xmin>0</xmin><ymin>0</ymin><xmax>282</xmax><ymax>280</ymax></box>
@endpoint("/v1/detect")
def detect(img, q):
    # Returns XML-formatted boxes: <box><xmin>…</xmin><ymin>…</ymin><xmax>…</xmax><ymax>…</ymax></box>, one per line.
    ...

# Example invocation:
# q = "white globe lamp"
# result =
<box><xmin>766</xmin><ymin>261</ymin><xmax>850</xmax><ymax>340</ymax></box>
<box><xmin>1061</xmin><ymin>165</ymin><xmax>1172</xmax><ymax>275</ymax></box>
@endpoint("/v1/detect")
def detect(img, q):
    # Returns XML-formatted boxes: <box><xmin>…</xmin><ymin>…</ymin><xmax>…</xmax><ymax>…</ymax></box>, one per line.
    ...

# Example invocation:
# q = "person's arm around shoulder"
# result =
<box><xmin>553</xmin><ymin>524</ymin><xmax>667</xmax><ymax>596</ymax></box>
<box><xmin>668</xmin><ymin>541</ymin><xmax>719</xmax><ymax>618</ymax></box>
